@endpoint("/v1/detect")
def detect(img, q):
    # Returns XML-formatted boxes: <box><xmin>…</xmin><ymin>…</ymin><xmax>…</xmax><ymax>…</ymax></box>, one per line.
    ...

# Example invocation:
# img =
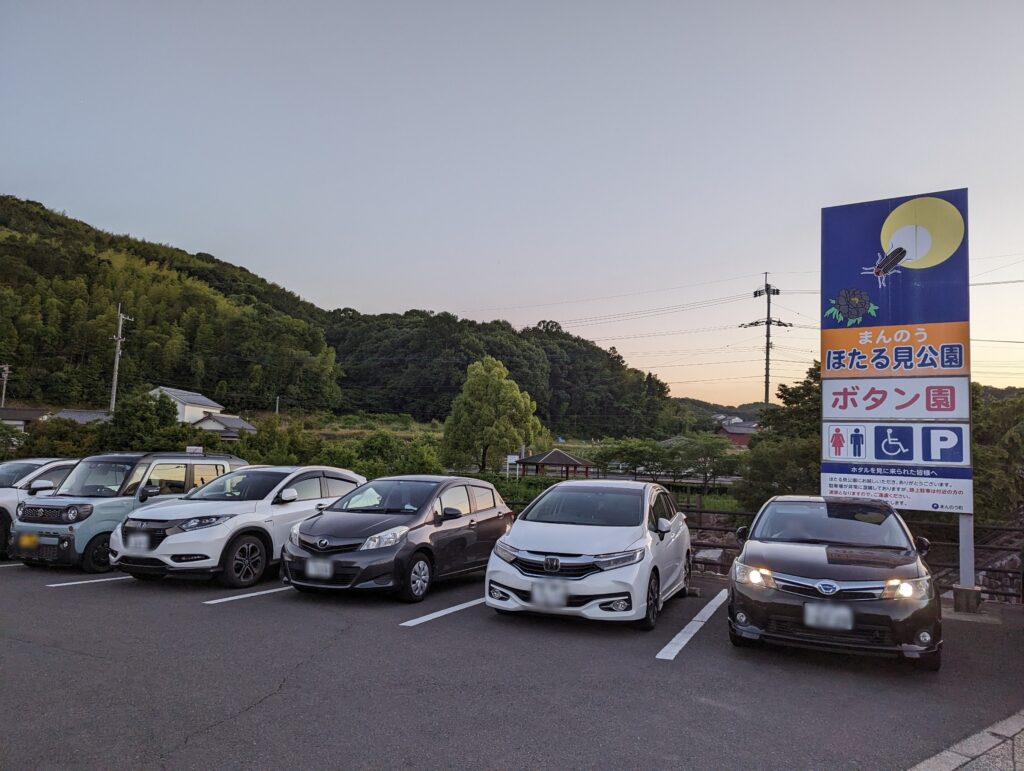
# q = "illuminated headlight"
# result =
<box><xmin>62</xmin><ymin>505</ymin><xmax>93</xmax><ymax>523</ymax></box>
<box><xmin>178</xmin><ymin>515</ymin><xmax>235</xmax><ymax>532</ymax></box>
<box><xmin>733</xmin><ymin>560</ymin><xmax>777</xmax><ymax>589</ymax></box>
<box><xmin>16</xmin><ymin>502</ymin><xmax>25</xmax><ymax>519</ymax></box>
<box><xmin>881</xmin><ymin>577</ymin><xmax>930</xmax><ymax>600</ymax></box>
<box><xmin>594</xmin><ymin>548</ymin><xmax>645</xmax><ymax>571</ymax></box>
<box><xmin>359</xmin><ymin>526</ymin><xmax>409</xmax><ymax>551</ymax></box>
<box><xmin>289</xmin><ymin>523</ymin><xmax>302</xmax><ymax>546</ymax></box>
<box><xmin>493</xmin><ymin>538</ymin><xmax>520</xmax><ymax>563</ymax></box>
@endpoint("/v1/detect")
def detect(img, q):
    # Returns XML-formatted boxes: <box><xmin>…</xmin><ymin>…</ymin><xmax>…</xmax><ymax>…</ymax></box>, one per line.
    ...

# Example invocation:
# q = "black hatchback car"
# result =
<box><xmin>281</xmin><ymin>475</ymin><xmax>512</xmax><ymax>602</ymax></box>
<box><xmin>728</xmin><ymin>496</ymin><xmax>941</xmax><ymax>670</ymax></box>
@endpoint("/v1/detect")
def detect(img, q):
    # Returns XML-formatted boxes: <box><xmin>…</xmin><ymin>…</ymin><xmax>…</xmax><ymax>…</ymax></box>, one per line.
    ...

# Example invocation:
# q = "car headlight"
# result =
<box><xmin>359</xmin><ymin>526</ymin><xmax>409</xmax><ymax>551</ymax></box>
<box><xmin>178</xmin><ymin>515</ymin><xmax>235</xmax><ymax>532</ymax></box>
<box><xmin>881</xmin><ymin>577</ymin><xmax>930</xmax><ymax>600</ymax></box>
<box><xmin>593</xmin><ymin>548</ymin><xmax>645</xmax><ymax>571</ymax></box>
<box><xmin>16</xmin><ymin>502</ymin><xmax>25</xmax><ymax>519</ymax></box>
<box><xmin>733</xmin><ymin>560</ymin><xmax>777</xmax><ymax>589</ymax></box>
<box><xmin>289</xmin><ymin>522</ymin><xmax>303</xmax><ymax>546</ymax></box>
<box><xmin>494</xmin><ymin>538</ymin><xmax>519</xmax><ymax>563</ymax></box>
<box><xmin>62</xmin><ymin>505</ymin><xmax>93</xmax><ymax>523</ymax></box>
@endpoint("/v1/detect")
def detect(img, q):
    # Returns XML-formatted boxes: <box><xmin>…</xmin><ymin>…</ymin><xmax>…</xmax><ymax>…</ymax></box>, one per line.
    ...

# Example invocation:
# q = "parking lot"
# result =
<box><xmin>2</xmin><ymin>561</ymin><xmax>1023</xmax><ymax>770</ymax></box>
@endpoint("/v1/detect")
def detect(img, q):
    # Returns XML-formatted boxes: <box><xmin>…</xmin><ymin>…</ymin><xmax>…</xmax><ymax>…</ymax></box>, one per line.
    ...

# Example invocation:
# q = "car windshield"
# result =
<box><xmin>0</xmin><ymin>461</ymin><xmax>42</xmax><ymax>488</ymax></box>
<box><xmin>55</xmin><ymin>460</ymin><xmax>137</xmax><ymax>498</ymax></box>
<box><xmin>751</xmin><ymin>501</ymin><xmax>912</xmax><ymax>549</ymax></box>
<box><xmin>329</xmin><ymin>480</ymin><xmax>438</xmax><ymax>514</ymax></box>
<box><xmin>187</xmin><ymin>470</ymin><xmax>288</xmax><ymax>501</ymax></box>
<box><xmin>519</xmin><ymin>486</ymin><xmax>644</xmax><ymax>527</ymax></box>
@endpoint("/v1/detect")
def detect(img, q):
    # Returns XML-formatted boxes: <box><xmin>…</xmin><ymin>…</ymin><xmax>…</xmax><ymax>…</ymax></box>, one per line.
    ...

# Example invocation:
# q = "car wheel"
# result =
<box><xmin>635</xmin><ymin>572</ymin><xmax>660</xmax><ymax>631</ymax></box>
<box><xmin>129</xmin><ymin>573</ymin><xmax>162</xmax><ymax>582</ymax></box>
<box><xmin>397</xmin><ymin>554</ymin><xmax>432</xmax><ymax>603</ymax></box>
<box><xmin>81</xmin><ymin>534</ymin><xmax>112</xmax><ymax>573</ymax></box>
<box><xmin>729</xmin><ymin>627</ymin><xmax>757</xmax><ymax>648</ymax></box>
<box><xmin>912</xmin><ymin>650</ymin><xmax>941</xmax><ymax>672</ymax></box>
<box><xmin>680</xmin><ymin>552</ymin><xmax>692</xmax><ymax>598</ymax></box>
<box><xmin>217</xmin><ymin>535</ymin><xmax>267</xmax><ymax>588</ymax></box>
<box><xmin>0</xmin><ymin>510</ymin><xmax>11</xmax><ymax>560</ymax></box>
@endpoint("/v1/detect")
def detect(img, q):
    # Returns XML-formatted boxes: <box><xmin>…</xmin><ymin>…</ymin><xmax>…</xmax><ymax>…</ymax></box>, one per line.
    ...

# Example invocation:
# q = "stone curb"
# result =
<box><xmin>909</xmin><ymin>709</ymin><xmax>1024</xmax><ymax>771</ymax></box>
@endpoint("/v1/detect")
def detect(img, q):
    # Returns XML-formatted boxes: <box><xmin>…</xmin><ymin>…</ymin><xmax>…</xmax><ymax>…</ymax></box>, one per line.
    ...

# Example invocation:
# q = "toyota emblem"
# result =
<box><xmin>544</xmin><ymin>556</ymin><xmax>560</xmax><ymax>573</ymax></box>
<box><xmin>317</xmin><ymin>538</ymin><xmax>329</xmax><ymax>549</ymax></box>
<box><xmin>816</xmin><ymin>581</ymin><xmax>839</xmax><ymax>596</ymax></box>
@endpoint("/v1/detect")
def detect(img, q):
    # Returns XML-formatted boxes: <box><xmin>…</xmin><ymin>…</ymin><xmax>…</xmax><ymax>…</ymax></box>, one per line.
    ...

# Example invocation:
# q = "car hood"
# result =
<box><xmin>127</xmin><ymin>500</ymin><xmax>258</xmax><ymax>522</ymax></box>
<box><xmin>740</xmin><ymin>540</ymin><xmax>923</xmax><ymax>581</ymax></box>
<box><xmin>506</xmin><ymin>520</ymin><xmax>643</xmax><ymax>556</ymax></box>
<box><xmin>302</xmin><ymin>511</ymin><xmax>415</xmax><ymax>538</ymax></box>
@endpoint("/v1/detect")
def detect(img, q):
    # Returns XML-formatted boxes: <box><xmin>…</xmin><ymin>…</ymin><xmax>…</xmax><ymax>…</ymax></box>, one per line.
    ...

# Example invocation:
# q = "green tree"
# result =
<box><xmin>18</xmin><ymin>418</ymin><xmax>100</xmax><ymax>458</ymax></box>
<box><xmin>98</xmin><ymin>389</ymin><xmax>217</xmax><ymax>452</ymax></box>
<box><xmin>758</xmin><ymin>362</ymin><xmax>820</xmax><ymax>438</ymax></box>
<box><xmin>971</xmin><ymin>386</ymin><xmax>1024</xmax><ymax>518</ymax></box>
<box><xmin>441</xmin><ymin>356</ymin><xmax>545</xmax><ymax>472</ymax></box>
<box><xmin>674</xmin><ymin>433</ymin><xmax>734</xmax><ymax>494</ymax></box>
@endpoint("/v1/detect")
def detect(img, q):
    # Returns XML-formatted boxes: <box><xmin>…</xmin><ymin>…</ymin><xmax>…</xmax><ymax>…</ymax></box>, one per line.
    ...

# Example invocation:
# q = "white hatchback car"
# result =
<box><xmin>485</xmin><ymin>480</ymin><xmax>691</xmax><ymax>630</ymax></box>
<box><xmin>0</xmin><ymin>458</ymin><xmax>77</xmax><ymax>559</ymax></box>
<box><xmin>109</xmin><ymin>465</ymin><xmax>366</xmax><ymax>587</ymax></box>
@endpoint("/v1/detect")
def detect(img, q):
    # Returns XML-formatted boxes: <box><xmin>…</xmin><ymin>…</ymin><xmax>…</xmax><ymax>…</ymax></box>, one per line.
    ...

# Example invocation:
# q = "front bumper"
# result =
<box><xmin>109</xmin><ymin>526</ymin><xmax>223</xmax><ymax>577</ymax></box>
<box><xmin>280</xmin><ymin>540</ymin><xmax>402</xmax><ymax>590</ymax></box>
<box><xmin>483</xmin><ymin>554</ymin><xmax>648</xmax><ymax>622</ymax></box>
<box><xmin>8</xmin><ymin>524</ymin><xmax>79</xmax><ymax>566</ymax></box>
<box><xmin>728</xmin><ymin>581</ymin><xmax>942</xmax><ymax>658</ymax></box>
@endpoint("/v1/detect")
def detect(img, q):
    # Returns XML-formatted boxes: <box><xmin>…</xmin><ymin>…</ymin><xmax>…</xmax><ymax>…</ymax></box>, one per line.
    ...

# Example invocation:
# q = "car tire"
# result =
<box><xmin>217</xmin><ymin>535</ymin><xmax>267</xmax><ymax>588</ymax></box>
<box><xmin>81</xmin><ymin>534</ymin><xmax>112</xmax><ymax>574</ymax></box>
<box><xmin>635</xmin><ymin>572</ymin><xmax>660</xmax><ymax>631</ymax></box>
<box><xmin>397</xmin><ymin>553</ymin><xmax>432</xmax><ymax>603</ymax></box>
<box><xmin>912</xmin><ymin>650</ymin><xmax>941</xmax><ymax>672</ymax></box>
<box><xmin>679</xmin><ymin>552</ymin><xmax>692</xmax><ymax>598</ymax></box>
<box><xmin>729</xmin><ymin>628</ymin><xmax>757</xmax><ymax>648</ymax></box>
<box><xmin>0</xmin><ymin>509</ymin><xmax>11</xmax><ymax>560</ymax></box>
<box><xmin>129</xmin><ymin>573</ymin><xmax>162</xmax><ymax>582</ymax></box>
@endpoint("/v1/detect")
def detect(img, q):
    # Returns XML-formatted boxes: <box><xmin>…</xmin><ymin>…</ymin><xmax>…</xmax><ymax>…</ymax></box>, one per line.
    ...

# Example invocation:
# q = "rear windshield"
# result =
<box><xmin>751</xmin><ymin>501</ymin><xmax>912</xmax><ymax>549</ymax></box>
<box><xmin>0</xmin><ymin>461</ymin><xmax>41</xmax><ymax>488</ymax></box>
<box><xmin>519</xmin><ymin>487</ymin><xmax>643</xmax><ymax>527</ymax></box>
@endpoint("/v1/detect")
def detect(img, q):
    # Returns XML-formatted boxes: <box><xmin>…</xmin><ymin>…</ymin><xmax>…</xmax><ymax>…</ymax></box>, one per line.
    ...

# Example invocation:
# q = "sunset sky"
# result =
<box><xmin>2</xmin><ymin>1</ymin><xmax>1021</xmax><ymax>405</ymax></box>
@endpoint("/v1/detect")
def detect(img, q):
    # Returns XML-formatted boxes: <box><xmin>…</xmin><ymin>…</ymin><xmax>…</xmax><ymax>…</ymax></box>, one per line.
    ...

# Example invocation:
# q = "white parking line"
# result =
<box><xmin>400</xmin><ymin>597</ymin><xmax>486</xmax><ymax>627</ymax></box>
<box><xmin>203</xmin><ymin>586</ymin><xmax>294</xmax><ymax>605</ymax></box>
<box><xmin>0</xmin><ymin>562</ymin><xmax>24</xmax><ymax>568</ymax></box>
<box><xmin>46</xmin><ymin>576</ymin><xmax>133</xmax><ymax>587</ymax></box>
<box><xmin>655</xmin><ymin>589</ymin><xmax>729</xmax><ymax>661</ymax></box>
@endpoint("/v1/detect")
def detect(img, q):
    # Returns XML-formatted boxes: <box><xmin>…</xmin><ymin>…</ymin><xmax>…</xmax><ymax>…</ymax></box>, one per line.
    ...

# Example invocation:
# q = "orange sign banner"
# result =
<box><xmin>821</xmin><ymin>321</ymin><xmax>970</xmax><ymax>379</ymax></box>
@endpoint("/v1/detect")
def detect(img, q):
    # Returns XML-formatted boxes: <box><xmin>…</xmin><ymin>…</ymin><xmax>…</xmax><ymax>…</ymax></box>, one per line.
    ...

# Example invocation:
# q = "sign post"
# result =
<box><xmin>820</xmin><ymin>188</ymin><xmax>978</xmax><ymax>610</ymax></box>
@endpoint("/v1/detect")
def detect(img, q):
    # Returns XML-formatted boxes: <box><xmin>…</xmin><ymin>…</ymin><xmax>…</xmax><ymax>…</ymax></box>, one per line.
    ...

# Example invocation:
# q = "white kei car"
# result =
<box><xmin>109</xmin><ymin>465</ymin><xmax>366</xmax><ymax>587</ymax></box>
<box><xmin>485</xmin><ymin>480</ymin><xmax>691</xmax><ymax>630</ymax></box>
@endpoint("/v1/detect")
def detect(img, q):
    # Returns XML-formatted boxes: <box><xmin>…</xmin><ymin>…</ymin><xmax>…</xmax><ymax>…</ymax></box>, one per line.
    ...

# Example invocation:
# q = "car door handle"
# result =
<box><xmin>468</xmin><ymin>520</ymin><xmax>477</xmax><ymax>528</ymax></box>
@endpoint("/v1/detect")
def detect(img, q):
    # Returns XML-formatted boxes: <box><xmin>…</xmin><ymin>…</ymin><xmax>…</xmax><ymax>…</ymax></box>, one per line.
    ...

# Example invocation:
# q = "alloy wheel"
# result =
<box><xmin>232</xmin><ymin>542</ymin><xmax>263</xmax><ymax>582</ymax></box>
<box><xmin>646</xmin><ymin>575</ymin><xmax>660</xmax><ymax>625</ymax></box>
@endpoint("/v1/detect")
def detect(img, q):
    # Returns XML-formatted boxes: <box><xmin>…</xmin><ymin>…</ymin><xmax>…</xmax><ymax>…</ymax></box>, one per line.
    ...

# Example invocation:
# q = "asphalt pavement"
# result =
<box><xmin>2</xmin><ymin>561</ymin><xmax>1023</xmax><ymax>770</ymax></box>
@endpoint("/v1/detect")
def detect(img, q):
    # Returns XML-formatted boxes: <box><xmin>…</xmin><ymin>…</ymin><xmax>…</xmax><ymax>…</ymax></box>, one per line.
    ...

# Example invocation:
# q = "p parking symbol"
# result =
<box><xmin>923</xmin><ymin>427</ymin><xmax>964</xmax><ymax>463</ymax></box>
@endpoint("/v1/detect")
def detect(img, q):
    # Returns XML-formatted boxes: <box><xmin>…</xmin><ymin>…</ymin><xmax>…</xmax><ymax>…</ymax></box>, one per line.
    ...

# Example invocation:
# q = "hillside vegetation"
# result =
<box><xmin>0</xmin><ymin>196</ymin><xmax>692</xmax><ymax>437</ymax></box>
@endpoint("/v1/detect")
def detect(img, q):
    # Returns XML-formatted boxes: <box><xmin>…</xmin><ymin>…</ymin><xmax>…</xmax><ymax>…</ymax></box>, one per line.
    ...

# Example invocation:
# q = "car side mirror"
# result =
<box><xmin>736</xmin><ymin>525</ymin><xmax>749</xmax><ymax>543</ymax></box>
<box><xmin>656</xmin><ymin>517</ymin><xmax>672</xmax><ymax>535</ymax></box>
<box><xmin>442</xmin><ymin>507</ymin><xmax>462</xmax><ymax>521</ymax></box>
<box><xmin>315</xmin><ymin>502</ymin><xmax>329</xmax><ymax>512</ymax></box>
<box><xmin>28</xmin><ymin>479</ymin><xmax>54</xmax><ymax>496</ymax></box>
<box><xmin>914</xmin><ymin>536</ymin><xmax>930</xmax><ymax>556</ymax></box>
<box><xmin>139</xmin><ymin>484</ymin><xmax>161</xmax><ymax>502</ymax></box>
<box><xmin>278</xmin><ymin>488</ymin><xmax>298</xmax><ymax>504</ymax></box>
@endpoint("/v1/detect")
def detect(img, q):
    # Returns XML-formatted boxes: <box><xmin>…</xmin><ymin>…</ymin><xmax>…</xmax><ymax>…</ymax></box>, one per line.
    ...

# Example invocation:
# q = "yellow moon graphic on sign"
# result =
<box><xmin>879</xmin><ymin>196</ymin><xmax>964</xmax><ymax>270</ymax></box>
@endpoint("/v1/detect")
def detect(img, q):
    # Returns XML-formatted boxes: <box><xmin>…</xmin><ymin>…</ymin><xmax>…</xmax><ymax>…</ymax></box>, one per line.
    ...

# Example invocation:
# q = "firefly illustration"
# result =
<box><xmin>862</xmin><ymin>246</ymin><xmax>909</xmax><ymax>288</ymax></box>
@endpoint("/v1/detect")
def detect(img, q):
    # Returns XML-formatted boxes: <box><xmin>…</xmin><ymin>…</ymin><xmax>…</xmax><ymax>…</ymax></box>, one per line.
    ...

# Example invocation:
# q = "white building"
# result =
<box><xmin>150</xmin><ymin>387</ymin><xmax>225</xmax><ymax>424</ymax></box>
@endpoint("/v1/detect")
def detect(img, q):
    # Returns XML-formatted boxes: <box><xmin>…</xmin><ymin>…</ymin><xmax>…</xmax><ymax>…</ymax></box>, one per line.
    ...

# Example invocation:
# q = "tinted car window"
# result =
<box><xmin>656</xmin><ymin>493</ymin><xmax>676</xmax><ymax>522</ymax></box>
<box><xmin>520</xmin><ymin>487</ymin><xmax>643</xmax><ymax>527</ymax></box>
<box><xmin>331</xmin><ymin>480</ymin><xmax>439</xmax><ymax>514</ymax></box>
<box><xmin>148</xmin><ymin>464</ymin><xmax>188</xmax><ymax>496</ymax></box>
<box><xmin>188</xmin><ymin>470</ymin><xmax>288</xmax><ymax>501</ymax></box>
<box><xmin>192</xmin><ymin>464</ymin><xmax>226</xmax><ymax>489</ymax></box>
<box><xmin>0</xmin><ymin>461</ymin><xmax>42</xmax><ymax>488</ymax></box>
<box><xmin>470</xmin><ymin>486</ymin><xmax>495</xmax><ymax>512</ymax></box>
<box><xmin>440</xmin><ymin>486</ymin><xmax>472</xmax><ymax>516</ymax></box>
<box><xmin>34</xmin><ymin>465</ymin><xmax>73</xmax><ymax>488</ymax></box>
<box><xmin>289</xmin><ymin>475</ymin><xmax>323</xmax><ymax>502</ymax></box>
<box><xmin>325</xmin><ymin>476</ymin><xmax>357</xmax><ymax>497</ymax></box>
<box><xmin>751</xmin><ymin>501</ymin><xmax>912</xmax><ymax>549</ymax></box>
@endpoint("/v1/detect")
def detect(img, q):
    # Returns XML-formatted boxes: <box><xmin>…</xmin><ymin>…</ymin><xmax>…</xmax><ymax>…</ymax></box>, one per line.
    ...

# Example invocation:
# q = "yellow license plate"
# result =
<box><xmin>18</xmin><ymin>533</ymin><xmax>40</xmax><ymax>550</ymax></box>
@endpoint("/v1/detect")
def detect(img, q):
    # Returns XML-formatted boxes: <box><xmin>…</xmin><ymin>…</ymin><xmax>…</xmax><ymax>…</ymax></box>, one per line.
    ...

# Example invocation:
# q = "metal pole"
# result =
<box><xmin>959</xmin><ymin>514</ymin><xmax>975</xmax><ymax>592</ymax></box>
<box><xmin>0</xmin><ymin>364</ymin><xmax>9</xmax><ymax>408</ymax></box>
<box><xmin>764</xmin><ymin>273</ymin><xmax>772</xmax><ymax>405</ymax></box>
<box><xmin>109</xmin><ymin>305</ymin><xmax>132</xmax><ymax>413</ymax></box>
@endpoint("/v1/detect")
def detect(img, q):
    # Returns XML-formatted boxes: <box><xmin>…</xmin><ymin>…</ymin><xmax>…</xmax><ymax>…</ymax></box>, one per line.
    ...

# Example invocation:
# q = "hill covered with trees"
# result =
<box><xmin>0</xmin><ymin>196</ymin><xmax>692</xmax><ymax>437</ymax></box>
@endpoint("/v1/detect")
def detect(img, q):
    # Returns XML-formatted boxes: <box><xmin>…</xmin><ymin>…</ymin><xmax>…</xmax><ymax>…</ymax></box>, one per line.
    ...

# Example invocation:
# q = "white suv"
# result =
<box><xmin>109</xmin><ymin>465</ymin><xmax>366</xmax><ymax>587</ymax></box>
<box><xmin>0</xmin><ymin>458</ymin><xmax>77</xmax><ymax>560</ymax></box>
<box><xmin>485</xmin><ymin>480</ymin><xmax>691</xmax><ymax>630</ymax></box>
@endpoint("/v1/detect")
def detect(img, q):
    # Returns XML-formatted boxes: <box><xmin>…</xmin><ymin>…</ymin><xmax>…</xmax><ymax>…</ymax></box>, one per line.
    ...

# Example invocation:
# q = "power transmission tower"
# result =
<box><xmin>0</xmin><ymin>364</ymin><xmax>9</xmax><ymax>408</ymax></box>
<box><xmin>740</xmin><ymin>273</ymin><xmax>792</xmax><ymax>404</ymax></box>
<box><xmin>109</xmin><ymin>304</ymin><xmax>133</xmax><ymax>412</ymax></box>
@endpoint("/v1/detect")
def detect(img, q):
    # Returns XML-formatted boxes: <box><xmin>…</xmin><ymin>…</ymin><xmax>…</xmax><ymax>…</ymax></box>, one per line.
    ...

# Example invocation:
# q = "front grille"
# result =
<box><xmin>298</xmin><ymin>534</ymin><xmax>362</xmax><ymax>554</ymax></box>
<box><xmin>766</xmin><ymin>615</ymin><xmax>894</xmax><ymax>648</ymax></box>
<box><xmin>19</xmin><ymin>506</ymin><xmax>65</xmax><ymax>524</ymax></box>
<box><xmin>23</xmin><ymin>544</ymin><xmax>61</xmax><ymax>561</ymax></box>
<box><xmin>119</xmin><ymin>556</ymin><xmax>166</xmax><ymax>568</ymax></box>
<box><xmin>511</xmin><ymin>556</ymin><xmax>599</xmax><ymax>580</ymax></box>
<box><xmin>776</xmin><ymin>583</ymin><xmax>882</xmax><ymax>601</ymax></box>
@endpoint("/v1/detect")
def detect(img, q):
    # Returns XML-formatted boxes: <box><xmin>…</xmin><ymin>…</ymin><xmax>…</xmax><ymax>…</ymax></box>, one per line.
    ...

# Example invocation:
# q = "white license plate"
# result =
<box><xmin>126</xmin><ymin>534</ymin><xmax>149</xmax><ymax>550</ymax></box>
<box><xmin>804</xmin><ymin>602</ymin><xmax>854</xmax><ymax>631</ymax></box>
<box><xmin>305</xmin><ymin>559</ymin><xmax>333</xmax><ymax>579</ymax></box>
<box><xmin>531</xmin><ymin>581</ymin><xmax>569</xmax><ymax>608</ymax></box>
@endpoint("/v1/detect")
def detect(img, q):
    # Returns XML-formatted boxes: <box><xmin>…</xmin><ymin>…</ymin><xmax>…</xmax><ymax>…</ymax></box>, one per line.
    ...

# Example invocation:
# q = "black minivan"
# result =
<box><xmin>281</xmin><ymin>475</ymin><xmax>512</xmax><ymax>601</ymax></box>
<box><xmin>728</xmin><ymin>495</ymin><xmax>942</xmax><ymax>670</ymax></box>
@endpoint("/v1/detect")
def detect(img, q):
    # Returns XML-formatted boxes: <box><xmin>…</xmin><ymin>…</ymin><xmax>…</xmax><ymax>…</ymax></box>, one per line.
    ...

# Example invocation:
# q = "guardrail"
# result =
<box><xmin>505</xmin><ymin>500</ymin><xmax>1023</xmax><ymax>603</ymax></box>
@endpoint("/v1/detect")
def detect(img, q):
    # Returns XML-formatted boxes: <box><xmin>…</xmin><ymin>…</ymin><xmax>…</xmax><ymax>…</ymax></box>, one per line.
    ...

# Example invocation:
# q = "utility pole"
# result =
<box><xmin>109</xmin><ymin>304</ymin><xmax>133</xmax><ymax>413</ymax></box>
<box><xmin>740</xmin><ymin>273</ymin><xmax>791</xmax><ymax>405</ymax></box>
<box><xmin>0</xmin><ymin>364</ymin><xmax>9</xmax><ymax>408</ymax></box>
<box><xmin>275</xmin><ymin>396</ymin><xmax>280</xmax><ymax>415</ymax></box>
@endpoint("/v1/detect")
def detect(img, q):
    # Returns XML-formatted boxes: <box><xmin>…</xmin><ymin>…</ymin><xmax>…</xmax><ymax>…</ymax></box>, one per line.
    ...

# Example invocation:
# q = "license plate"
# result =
<box><xmin>532</xmin><ymin>580</ymin><xmax>569</xmax><ymax>608</ymax></box>
<box><xmin>305</xmin><ymin>559</ymin><xmax>333</xmax><ymax>579</ymax></box>
<box><xmin>126</xmin><ymin>533</ymin><xmax>150</xmax><ymax>551</ymax></box>
<box><xmin>804</xmin><ymin>602</ymin><xmax>854</xmax><ymax>631</ymax></box>
<box><xmin>18</xmin><ymin>532</ymin><xmax>39</xmax><ymax>550</ymax></box>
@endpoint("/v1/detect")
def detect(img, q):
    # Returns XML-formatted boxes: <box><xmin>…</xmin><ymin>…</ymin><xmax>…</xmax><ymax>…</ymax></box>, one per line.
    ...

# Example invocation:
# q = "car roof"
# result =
<box><xmin>231</xmin><ymin>465</ymin><xmax>360</xmax><ymax>476</ymax></box>
<box><xmin>82</xmin><ymin>452</ymin><xmax>246</xmax><ymax>463</ymax></box>
<box><xmin>1</xmin><ymin>458</ymin><xmax>61</xmax><ymax>465</ymax></box>
<box><xmin>549</xmin><ymin>479</ymin><xmax>653</xmax><ymax>490</ymax></box>
<box><xmin>768</xmin><ymin>495</ymin><xmax>891</xmax><ymax>507</ymax></box>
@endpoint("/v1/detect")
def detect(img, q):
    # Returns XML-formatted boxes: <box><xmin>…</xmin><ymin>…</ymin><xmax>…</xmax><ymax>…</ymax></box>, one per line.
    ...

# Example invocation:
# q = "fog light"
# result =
<box><xmin>610</xmin><ymin>599</ymin><xmax>629</xmax><ymax>612</ymax></box>
<box><xmin>917</xmin><ymin>630</ymin><xmax>932</xmax><ymax>645</ymax></box>
<box><xmin>736</xmin><ymin>611</ymin><xmax>749</xmax><ymax>625</ymax></box>
<box><xmin>58</xmin><ymin>541</ymin><xmax>68</xmax><ymax>550</ymax></box>
<box><xmin>488</xmin><ymin>584</ymin><xmax>509</xmax><ymax>601</ymax></box>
